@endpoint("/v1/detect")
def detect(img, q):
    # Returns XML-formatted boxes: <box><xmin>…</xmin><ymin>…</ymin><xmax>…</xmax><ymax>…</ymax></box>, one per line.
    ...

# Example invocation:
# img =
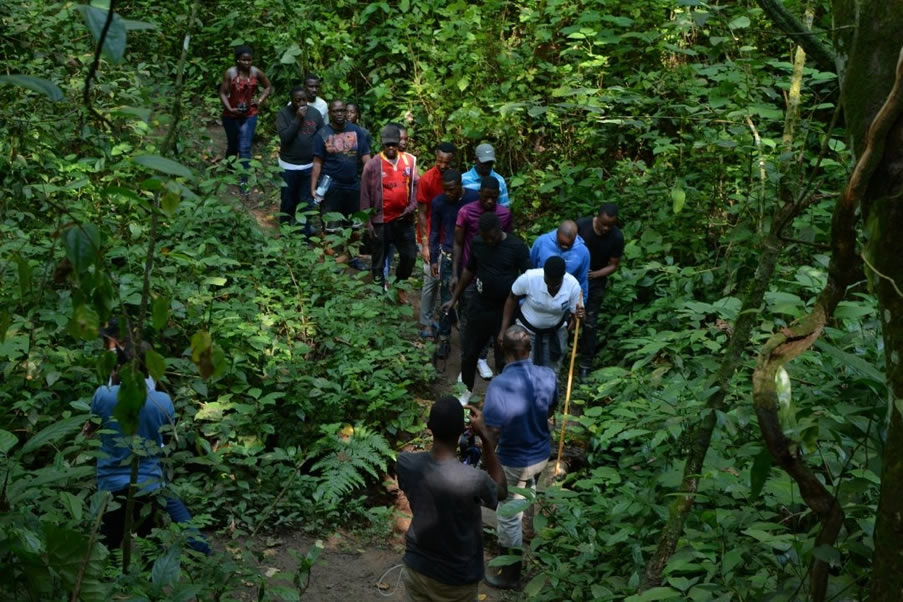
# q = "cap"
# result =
<box><xmin>475</xmin><ymin>143</ymin><xmax>496</xmax><ymax>163</ymax></box>
<box><xmin>380</xmin><ymin>124</ymin><xmax>401</xmax><ymax>146</ymax></box>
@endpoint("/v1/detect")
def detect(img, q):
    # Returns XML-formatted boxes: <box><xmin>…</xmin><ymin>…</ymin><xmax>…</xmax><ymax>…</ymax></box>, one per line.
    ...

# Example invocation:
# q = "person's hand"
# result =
<box><xmin>296</xmin><ymin>104</ymin><xmax>308</xmax><ymax>118</ymax></box>
<box><xmin>576</xmin><ymin>305</ymin><xmax>586</xmax><ymax>320</ymax></box>
<box><xmin>440</xmin><ymin>300</ymin><xmax>454</xmax><ymax>316</ymax></box>
<box><xmin>588</xmin><ymin>269</ymin><xmax>599</xmax><ymax>280</ymax></box>
<box><xmin>367</xmin><ymin>221</ymin><xmax>376</xmax><ymax>238</ymax></box>
<box><xmin>421</xmin><ymin>245</ymin><xmax>430</xmax><ymax>264</ymax></box>
<box><xmin>430</xmin><ymin>263</ymin><xmax>439</xmax><ymax>278</ymax></box>
<box><xmin>466</xmin><ymin>405</ymin><xmax>487</xmax><ymax>439</ymax></box>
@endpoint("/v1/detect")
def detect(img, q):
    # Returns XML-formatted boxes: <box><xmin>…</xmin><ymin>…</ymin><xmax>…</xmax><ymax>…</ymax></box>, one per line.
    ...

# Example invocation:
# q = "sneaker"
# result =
<box><xmin>457</xmin><ymin>372</ymin><xmax>463</xmax><ymax>383</ymax></box>
<box><xmin>458</xmin><ymin>389</ymin><xmax>472</xmax><ymax>407</ymax></box>
<box><xmin>437</xmin><ymin>338</ymin><xmax>451</xmax><ymax>360</ymax></box>
<box><xmin>477</xmin><ymin>358</ymin><xmax>494</xmax><ymax>380</ymax></box>
<box><xmin>348</xmin><ymin>257</ymin><xmax>368</xmax><ymax>271</ymax></box>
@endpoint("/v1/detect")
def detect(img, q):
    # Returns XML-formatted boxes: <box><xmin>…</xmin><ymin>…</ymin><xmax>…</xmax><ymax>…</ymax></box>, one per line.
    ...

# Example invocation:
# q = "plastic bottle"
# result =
<box><xmin>314</xmin><ymin>174</ymin><xmax>332</xmax><ymax>204</ymax></box>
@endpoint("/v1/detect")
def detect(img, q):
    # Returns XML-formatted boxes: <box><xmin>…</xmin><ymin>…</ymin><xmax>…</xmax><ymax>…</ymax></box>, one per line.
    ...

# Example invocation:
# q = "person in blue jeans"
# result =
<box><xmin>219</xmin><ymin>45</ymin><xmax>272</xmax><ymax>196</ymax></box>
<box><xmin>83</xmin><ymin>321</ymin><xmax>210</xmax><ymax>555</ymax></box>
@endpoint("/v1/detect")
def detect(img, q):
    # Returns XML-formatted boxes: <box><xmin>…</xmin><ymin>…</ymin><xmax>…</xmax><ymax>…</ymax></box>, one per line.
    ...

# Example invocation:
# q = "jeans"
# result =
<box><xmin>419</xmin><ymin>256</ymin><xmax>440</xmax><ymax>328</ymax></box>
<box><xmin>437</xmin><ymin>253</ymin><xmax>456</xmax><ymax>337</ymax></box>
<box><xmin>279</xmin><ymin>168</ymin><xmax>314</xmax><ymax>236</ymax></box>
<box><xmin>371</xmin><ymin>218</ymin><xmax>417</xmax><ymax>285</ymax></box>
<box><xmin>496</xmin><ymin>459</ymin><xmax>549</xmax><ymax>549</ymax></box>
<box><xmin>461</xmin><ymin>303</ymin><xmax>505</xmax><ymax>391</ymax></box>
<box><xmin>579</xmin><ymin>279</ymin><xmax>607</xmax><ymax>370</ymax></box>
<box><xmin>222</xmin><ymin>115</ymin><xmax>257</xmax><ymax>188</ymax></box>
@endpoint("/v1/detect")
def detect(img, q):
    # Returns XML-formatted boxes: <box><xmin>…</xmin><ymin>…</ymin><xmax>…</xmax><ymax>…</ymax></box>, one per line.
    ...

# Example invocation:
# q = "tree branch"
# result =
<box><xmin>82</xmin><ymin>0</ymin><xmax>116</xmax><ymax>127</ymax></box>
<box><xmin>756</xmin><ymin>0</ymin><xmax>836</xmax><ymax>73</ymax></box>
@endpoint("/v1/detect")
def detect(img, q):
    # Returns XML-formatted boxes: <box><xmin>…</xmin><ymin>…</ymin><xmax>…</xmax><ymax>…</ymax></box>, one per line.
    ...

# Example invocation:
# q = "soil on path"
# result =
<box><xmin>202</xmin><ymin>123</ymin><xmax>518</xmax><ymax>600</ymax></box>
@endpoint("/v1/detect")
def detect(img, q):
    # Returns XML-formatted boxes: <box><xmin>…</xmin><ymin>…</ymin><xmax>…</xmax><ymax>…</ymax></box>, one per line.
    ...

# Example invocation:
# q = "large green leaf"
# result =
<box><xmin>133</xmin><ymin>154</ymin><xmax>193</xmax><ymax>179</ymax></box>
<box><xmin>115</xmin><ymin>361</ymin><xmax>147</xmax><ymax>435</ymax></box>
<box><xmin>77</xmin><ymin>5</ymin><xmax>128</xmax><ymax>64</ymax></box>
<box><xmin>152</xmin><ymin>546</ymin><xmax>181</xmax><ymax>588</ymax></box>
<box><xmin>68</xmin><ymin>304</ymin><xmax>100</xmax><ymax>341</ymax></box>
<box><xmin>152</xmin><ymin>296</ymin><xmax>169</xmax><ymax>330</ymax></box>
<box><xmin>64</xmin><ymin>224</ymin><xmax>101</xmax><ymax>273</ymax></box>
<box><xmin>0</xmin><ymin>75</ymin><xmax>64</xmax><ymax>101</ymax></box>
<box><xmin>0</xmin><ymin>429</ymin><xmax>18</xmax><ymax>454</ymax></box>
<box><xmin>20</xmin><ymin>416</ymin><xmax>85</xmax><ymax>455</ymax></box>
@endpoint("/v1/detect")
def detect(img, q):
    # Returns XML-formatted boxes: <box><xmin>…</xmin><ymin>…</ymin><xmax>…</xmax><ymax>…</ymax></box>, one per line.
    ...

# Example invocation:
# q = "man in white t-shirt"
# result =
<box><xmin>499</xmin><ymin>256</ymin><xmax>584</xmax><ymax>373</ymax></box>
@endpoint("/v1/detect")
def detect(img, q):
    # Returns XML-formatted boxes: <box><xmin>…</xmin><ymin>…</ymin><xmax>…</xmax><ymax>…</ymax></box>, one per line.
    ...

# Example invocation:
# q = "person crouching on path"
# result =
<box><xmin>500</xmin><ymin>256</ymin><xmax>584</xmax><ymax>374</ymax></box>
<box><xmin>397</xmin><ymin>396</ymin><xmax>507</xmax><ymax>601</ymax></box>
<box><xmin>361</xmin><ymin>124</ymin><xmax>419</xmax><ymax>295</ymax></box>
<box><xmin>482</xmin><ymin>325</ymin><xmax>558</xmax><ymax>589</ymax></box>
<box><xmin>441</xmin><ymin>211</ymin><xmax>531</xmax><ymax>406</ymax></box>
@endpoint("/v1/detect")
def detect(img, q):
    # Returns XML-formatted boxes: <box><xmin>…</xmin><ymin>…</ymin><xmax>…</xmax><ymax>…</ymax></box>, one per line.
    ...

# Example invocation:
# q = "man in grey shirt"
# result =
<box><xmin>397</xmin><ymin>396</ymin><xmax>507</xmax><ymax>600</ymax></box>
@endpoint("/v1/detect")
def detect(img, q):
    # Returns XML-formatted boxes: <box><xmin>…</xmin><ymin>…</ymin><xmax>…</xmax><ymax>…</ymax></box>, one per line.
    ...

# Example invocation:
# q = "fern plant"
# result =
<box><xmin>307</xmin><ymin>423</ymin><xmax>395</xmax><ymax>508</ymax></box>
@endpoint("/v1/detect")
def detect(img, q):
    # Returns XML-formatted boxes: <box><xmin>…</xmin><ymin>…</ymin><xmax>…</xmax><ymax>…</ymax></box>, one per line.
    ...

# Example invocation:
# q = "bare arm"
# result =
<box><xmin>590</xmin><ymin>256</ymin><xmax>621</xmax><ymax>280</ymax></box>
<box><xmin>417</xmin><ymin>203</ymin><xmax>430</xmax><ymax>262</ymax></box>
<box><xmin>452</xmin><ymin>225</ymin><xmax>465</xmax><ymax>285</ymax></box>
<box><xmin>441</xmin><ymin>266</ymin><xmax>474</xmax><ymax>314</ymax></box>
<box><xmin>219</xmin><ymin>68</ymin><xmax>234</xmax><ymax>112</ymax></box>
<box><xmin>310</xmin><ymin>157</ymin><xmax>323</xmax><ymax>198</ymax></box>
<box><xmin>499</xmin><ymin>293</ymin><xmax>521</xmax><ymax>339</ymax></box>
<box><xmin>468</xmin><ymin>406</ymin><xmax>507</xmax><ymax>503</ymax></box>
<box><xmin>360</xmin><ymin>153</ymin><xmax>371</xmax><ymax>165</ymax></box>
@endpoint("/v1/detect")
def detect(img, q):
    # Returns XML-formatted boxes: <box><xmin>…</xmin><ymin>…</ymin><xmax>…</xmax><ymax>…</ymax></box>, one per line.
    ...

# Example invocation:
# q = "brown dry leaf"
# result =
<box><xmin>263</xmin><ymin>548</ymin><xmax>277</xmax><ymax>558</ymax></box>
<box><xmin>377</xmin><ymin>582</ymin><xmax>390</xmax><ymax>591</ymax></box>
<box><xmin>264</xmin><ymin>567</ymin><xmax>280</xmax><ymax>578</ymax></box>
<box><xmin>479</xmin><ymin>595</ymin><xmax>488</xmax><ymax>601</ymax></box>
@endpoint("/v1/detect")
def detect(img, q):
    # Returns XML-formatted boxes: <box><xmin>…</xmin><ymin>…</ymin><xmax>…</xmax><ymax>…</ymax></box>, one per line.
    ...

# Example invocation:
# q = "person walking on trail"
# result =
<box><xmin>441</xmin><ymin>212</ymin><xmax>530</xmax><ymax>406</ymax></box>
<box><xmin>577</xmin><ymin>203</ymin><xmax>624</xmax><ymax>379</ymax></box>
<box><xmin>83</xmin><ymin>321</ymin><xmax>210</xmax><ymax>555</ymax></box>
<box><xmin>397</xmin><ymin>396</ymin><xmax>507</xmax><ymax>602</ymax></box>
<box><xmin>461</xmin><ymin>143</ymin><xmax>510</xmax><ymax>207</ymax></box>
<box><xmin>380</xmin><ymin>123</ymin><xmax>413</xmax><ymax>282</ymax></box>
<box><xmin>417</xmin><ymin>142</ymin><xmax>458</xmax><ymax>339</ymax></box>
<box><xmin>301</xmin><ymin>74</ymin><xmax>328</xmax><ymax>120</ymax></box>
<box><xmin>500</xmin><ymin>256</ymin><xmax>585</xmax><ymax>374</ymax></box>
<box><xmin>275</xmin><ymin>86</ymin><xmax>324</xmax><ymax>234</ymax></box>
<box><xmin>360</xmin><ymin>124</ymin><xmax>419</xmax><ymax>292</ymax></box>
<box><xmin>530</xmin><ymin>220</ymin><xmax>590</xmax><ymax>303</ymax></box>
<box><xmin>219</xmin><ymin>45</ymin><xmax>272</xmax><ymax>197</ymax></box>
<box><xmin>482</xmin><ymin>325</ymin><xmax>558</xmax><ymax>589</ymax></box>
<box><xmin>345</xmin><ymin>102</ymin><xmax>372</xmax><ymax>151</ymax></box>
<box><xmin>430</xmin><ymin>168</ymin><xmax>479</xmax><ymax>359</ymax></box>
<box><xmin>311</xmin><ymin>100</ymin><xmax>371</xmax><ymax>267</ymax></box>
<box><xmin>453</xmin><ymin>178</ymin><xmax>513</xmax><ymax>380</ymax></box>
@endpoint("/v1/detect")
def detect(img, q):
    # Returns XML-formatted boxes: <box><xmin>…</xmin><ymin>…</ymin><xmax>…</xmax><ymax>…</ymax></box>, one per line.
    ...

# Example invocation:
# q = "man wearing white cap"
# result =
<box><xmin>461</xmin><ymin>143</ymin><xmax>510</xmax><ymax>207</ymax></box>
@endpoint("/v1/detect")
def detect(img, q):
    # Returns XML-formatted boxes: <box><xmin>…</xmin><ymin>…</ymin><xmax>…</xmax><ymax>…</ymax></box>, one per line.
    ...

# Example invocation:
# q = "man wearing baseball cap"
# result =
<box><xmin>461</xmin><ymin>143</ymin><xmax>510</xmax><ymax>207</ymax></box>
<box><xmin>360</xmin><ymin>124</ymin><xmax>419</xmax><ymax>290</ymax></box>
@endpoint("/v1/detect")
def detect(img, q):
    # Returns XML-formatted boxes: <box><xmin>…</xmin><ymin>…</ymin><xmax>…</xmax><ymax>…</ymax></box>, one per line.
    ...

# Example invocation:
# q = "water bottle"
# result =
<box><xmin>314</xmin><ymin>174</ymin><xmax>332</xmax><ymax>204</ymax></box>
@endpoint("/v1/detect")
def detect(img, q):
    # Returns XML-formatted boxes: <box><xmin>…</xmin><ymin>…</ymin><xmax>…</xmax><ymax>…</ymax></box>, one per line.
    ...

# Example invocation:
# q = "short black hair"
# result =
<box><xmin>346</xmin><ymin>102</ymin><xmax>361</xmax><ymax>112</ymax></box>
<box><xmin>290</xmin><ymin>86</ymin><xmax>306</xmax><ymax>97</ymax></box>
<box><xmin>441</xmin><ymin>168</ymin><xmax>462</xmax><ymax>183</ymax></box>
<box><xmin>599</xmin><ymin>203</ymin><xmax>619</xmax><ymax>218</ymax></box>
<box><xmin>437</xmin><ymin>142</ymin><xmax>457</xmax><ymax>154</ymax></box>
<box><xmin>428</xmin><ymin>395</ymin><xmax>466</xmax><ymax>442</ymax></box>
<box><xmin>480</xmin><ymin>177</ymin><xmax>500</xmax><ymax>191</ymax></box>
<box><xmin>303</xmin><ymin>73</ymin><xmax>320</xmax><ymax>83</ymax></box>
<box><xmin>544</xmin><ymin>256</ymin><xmax>566</xmax><ymax>281</ymax></box>
<box><xmin>478</xmin><ymin>211</ymin><xmax>501</xmax><ymax>233</ymax></box>
<box><xmin>234</xmin><ymin>45</ymin><xmax>253</xmax><ymax>60</ymax></box>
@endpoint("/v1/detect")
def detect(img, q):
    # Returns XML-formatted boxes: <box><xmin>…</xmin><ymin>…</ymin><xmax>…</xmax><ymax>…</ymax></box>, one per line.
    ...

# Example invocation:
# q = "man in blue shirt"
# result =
<box><xmin>461</xmin><ymin>143</ymin><xmax>510</xmax><ymax>207</ymax></box>
<box><xmin>429</xmin><ymin>168</ymin><xmax>479</xmax><ymax>357</ymax></box>
<box><xmin>481</xmin><ymin>325</ymin><xmax>558</xmax><ymax>589</ymax></box>
<box><xmin>530</xmin><ymin>220</ymin><xmax>590</xmax><ymax>302</ymax></box>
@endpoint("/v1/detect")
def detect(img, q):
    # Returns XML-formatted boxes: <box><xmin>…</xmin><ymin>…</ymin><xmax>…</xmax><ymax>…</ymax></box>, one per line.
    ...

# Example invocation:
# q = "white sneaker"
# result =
<box><xmin>477</xmin><ymin>358</ymin><xmax>494</xmax><ymax>380</ymax></box>
<box><xmin>457</xmin><ymin>372</ymin><xmax>463</xmax><ymax>383</ymax></box>
<box><xmin>458</xmin><ymin>389</ymin><xmax>472</xmax><ymax>406</ymax></box>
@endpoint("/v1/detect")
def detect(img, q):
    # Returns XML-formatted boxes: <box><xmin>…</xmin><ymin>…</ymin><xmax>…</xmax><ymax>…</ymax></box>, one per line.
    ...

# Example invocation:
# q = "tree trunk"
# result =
<box><xmin>830</xmin><ymin>2</ymin><xmax>903</xmax><ymax>598</ymax></box>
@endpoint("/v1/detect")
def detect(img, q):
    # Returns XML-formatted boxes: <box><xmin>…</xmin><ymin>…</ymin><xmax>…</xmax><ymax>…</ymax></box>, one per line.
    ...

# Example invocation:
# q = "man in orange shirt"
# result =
<box><xmin>361</xmin><ymin>124</ymin><xmax>419</xmax><ymax>290</ymax></box>
<box><xmin>416</xmin><ymin>142</ymin><xmax>457</xmax><ymax>336</ymax></box>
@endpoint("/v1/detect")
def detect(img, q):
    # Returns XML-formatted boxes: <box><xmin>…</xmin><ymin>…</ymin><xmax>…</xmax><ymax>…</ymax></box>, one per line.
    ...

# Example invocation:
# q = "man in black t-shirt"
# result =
<box><xmin>576</xmin><ymin>203</ymin><xmax>625</xmax><ymax>379</ymax></box>
<box><xmin>441</xmin><ymin>212</ymin><xmax>531</xmax><ymax>405</ymax></box>
<box><xmin>397</xmin><ymin>396</ymin><xmax>506</xmax><ymax>599</ymax></box>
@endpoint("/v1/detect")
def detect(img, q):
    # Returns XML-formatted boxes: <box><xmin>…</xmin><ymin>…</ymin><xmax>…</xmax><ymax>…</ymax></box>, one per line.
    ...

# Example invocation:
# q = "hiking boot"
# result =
<box><xmin>437</xmin><ymin>338</ymin><xmax>451</xmax><ymax>360</ymax></box>
<box><xmin>484</xmin><ymin>547</ymin><xmax>522</xmax><ymax>589</ymax></box>
<box><xmin>477</xmin><ymin>358</ymin><xmax>494</xmax><ymax>380</ymax></box>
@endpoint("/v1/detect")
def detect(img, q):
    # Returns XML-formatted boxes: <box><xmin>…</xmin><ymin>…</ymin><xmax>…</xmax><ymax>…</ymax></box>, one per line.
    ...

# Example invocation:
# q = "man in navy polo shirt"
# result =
<box><xmin>481</xmin><ymin>325</ymin><xmax>558</xmax><ymax>589</ymax></box>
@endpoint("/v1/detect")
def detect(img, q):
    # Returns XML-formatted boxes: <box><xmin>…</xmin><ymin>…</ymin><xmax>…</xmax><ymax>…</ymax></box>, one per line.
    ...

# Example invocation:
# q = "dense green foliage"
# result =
<box><xmin>0</xmin><ymin>0</ymin><xmax>889</xmax><ymax>600</ymax></box>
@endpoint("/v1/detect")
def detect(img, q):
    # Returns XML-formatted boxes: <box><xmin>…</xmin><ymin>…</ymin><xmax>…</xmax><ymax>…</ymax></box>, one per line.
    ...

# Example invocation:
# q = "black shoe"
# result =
<box><xmin>437</xmin><ymin>338</ymin><xmax>451</xmax><ymax>360</ymax></box>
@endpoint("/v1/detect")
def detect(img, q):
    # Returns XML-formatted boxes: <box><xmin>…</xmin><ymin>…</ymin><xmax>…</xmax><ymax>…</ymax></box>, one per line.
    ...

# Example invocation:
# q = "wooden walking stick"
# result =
<box><xmin>554</xmin><ymin>314</ymin><xmax>581</xmax><ymax>476</ymax></box>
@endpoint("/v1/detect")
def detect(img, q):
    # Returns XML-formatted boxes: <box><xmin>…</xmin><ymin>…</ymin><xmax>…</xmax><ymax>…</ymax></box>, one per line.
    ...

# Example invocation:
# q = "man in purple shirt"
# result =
<box><xmin>452</xmin><ymin>178</ymin><xmax>513</xmax><ymax>380</ymax></box>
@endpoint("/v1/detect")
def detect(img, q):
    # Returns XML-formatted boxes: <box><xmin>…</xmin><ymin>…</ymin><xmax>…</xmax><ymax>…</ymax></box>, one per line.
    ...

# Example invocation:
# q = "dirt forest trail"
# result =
<box><xmin>201</xmin><ymin>122</ymin><xmax>514</xmax><ymax>600</ymax></box>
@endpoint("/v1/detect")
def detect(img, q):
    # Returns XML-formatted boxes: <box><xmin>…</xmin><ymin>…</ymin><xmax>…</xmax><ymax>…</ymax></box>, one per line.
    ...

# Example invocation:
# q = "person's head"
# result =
<box><xmin>328</xmin><ymin>100</ymin><xmax>346</xmax><ymax>128</ymax></box>
<box><xmin>556</xmin><ymin>220</ymin><xmax>578</xmax><ymax>251</ymax></box>
<box><xmin>435</xmin><ymin>142</ymin><xmax>457</xmax><ymax>174</ymax></box>
<box><xmin>543</xmin><ymin>256</ymin><xmax>566</xmax><ymax>297</ymax></box>
<box><xmin>478</xmin><ymin>177</ymin><xmax>500</xmax><ymax>211</ymax></box>
<box><xmin>502</xmin><ymin>325</ymin><xmax>532</xmax><ymax>363</ymax></box>
<box><xmin>427</xmin><ymin>395</ymin><xmax>466</xmax><ymax>446</ymax></box>
<box><xmin>303</xmin><ymin>75</ymin><xmax>321</xmax><ymax>102</ymax></box>
<box><xmin>380</xmin><ymin>124</ymin><xmax>402</xmax><ymax>160</ymax></box>
<box><xmin>478</xmin><ymin>211</ymin><xmax>503</xmax><ymax>246</ymax></box>
<box><xmin>441</xmin><ymin>168</ymin><xmax>463</xmax><ymax>200</ymax></box>
<box><xmin>234</xmin><ymin>46</ymin><xmax>253</xmax><ymax>69</ymax></box>
<box><xmin>289</xmin><ymin>86</ymin><xmax>307</xmax><ymax>111</ymax></box>
<box><xmin>474</xmin><ymin>143</ymin><xmax>496</xmax><ymax>177</ymax></box>
<box><xmin>100</xmin><ymin>317</ymin><xmax>124</xmax><ymax>356</ymax></box>
<box><xmin>596</xmin><ymin>203</ymin><xmax>619</xmax><ymax>234</ymax></box>
<box><xmin>388</xmin><ymin>122</ymin><xmax>408</xmax><ymax>151</ymax></box>
<box><xmin>346</xmin><ymin>102</ymin><xmax>361</xmax><ymax>124</ymax></box>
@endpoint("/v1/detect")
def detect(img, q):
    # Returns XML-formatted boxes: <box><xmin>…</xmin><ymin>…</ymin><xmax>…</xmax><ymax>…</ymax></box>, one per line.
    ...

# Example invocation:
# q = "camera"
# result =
<box><xmin>237</xmin><ymin>102</ymin><xmax>249</xmax><ymax>114</ymax></box>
